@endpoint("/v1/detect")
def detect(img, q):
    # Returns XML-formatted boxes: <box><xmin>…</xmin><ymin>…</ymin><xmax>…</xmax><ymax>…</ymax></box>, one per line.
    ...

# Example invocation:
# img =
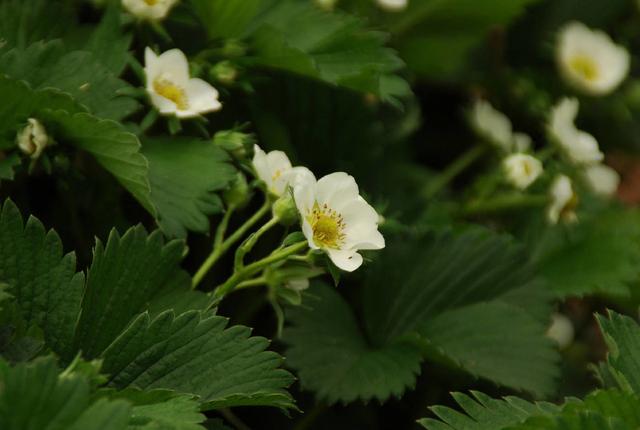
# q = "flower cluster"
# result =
<box><xmin>252</xmin><ymin>145</ymin><xmax>385</xmax><ymax>272</ymax></box>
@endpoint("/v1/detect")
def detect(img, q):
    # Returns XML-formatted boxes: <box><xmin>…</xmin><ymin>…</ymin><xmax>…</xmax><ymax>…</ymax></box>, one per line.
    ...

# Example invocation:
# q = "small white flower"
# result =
<box><xmin>122</xmin><ymin>0</ymin><xmax>178</xmax><ymax>21</ymax></box>
<box><xmin>548</xmin><ymin>98</ymin><xmax>603</xmax><ymax>165</ymax></box>
<box><xmin>583</xmin><ymin>164</ymin><xmax>620</xmax><ymax>197</ymax></box>
<box><xmin>145</xmin><ymin>48</ymin><xmax>221</xmax><ymax>118</ymax></box>
<box><xmin>546</xmin><ymin>313</ymin><xmax>574</xmax><ymax>349</ymax></box>
<box><xmin>557</xmin><ymin>21</ymin><xmax>630</xmax><ymax>96</ymax></box>
<box><xmin>17</xmin><ymin>118</ymin><xmax>49</xmax><ymax>159</ymax></box>
<box><xmin>470</xmin><ymin>100</ymin><xmax>513</xmax><ymax>152</ymax></box>
<box><xmin>252</xmin><ymin>145</ymin><xmax>314</xmax><ymax>197</ymax></box>
<box><xmin>547</xmin><ymin>175</ymin><xmax>578</xmax><ymax>224</ymax></box>
<box><xmin>503</xmin><ymin>153</ymin><xmax>543</xmax><ymax>190</ymax></box>
<box><xmin>376</xmin><ymin>0</ymin><xmax>408</xmax><ymax>12</ymax></box>
<box><xmin>294</xmin><ymin>172</ymin><xmax>385</xmax><ymax>272</ymax></box>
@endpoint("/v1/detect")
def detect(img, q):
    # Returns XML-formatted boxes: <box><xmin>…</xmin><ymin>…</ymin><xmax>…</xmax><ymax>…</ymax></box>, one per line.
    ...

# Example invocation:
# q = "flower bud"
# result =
<box><xmin>272</xmin><ymin>191</ymin><xmax>299</xmax><ymax>226</ymax></box>
<box><xmin>223</xmin><ymin>172</ymin><xmax>251</xmax><ymax>209</ymax></box>
<box><xmin>221</xmin><ymin>39</ymin><xmax>247</xmax><ymax>58</ymax></box>
<box><xmin>213</xmin><ymin>130</ymin><xmax>254</xmax><ymax>160</ymax></box>
<box><xmin>209</xmin><ymin>61</ymin><xmax>238</xmax><ymax>85</ymax></box>
<box><xmin>17</xmin><ymin>118</ymin><xmax>49</xmax><ymax>159</ymax></box>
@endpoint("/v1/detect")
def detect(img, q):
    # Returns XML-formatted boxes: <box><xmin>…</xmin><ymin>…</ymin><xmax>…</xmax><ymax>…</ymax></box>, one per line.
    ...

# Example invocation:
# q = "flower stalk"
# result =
<box><xmin>461</xmin><ymin>194</ymin><xmax>548</xmax><ymax>217</ymax></box>
<box><xmin>423</xmin><ymin>145</ymin><xmax>487</xmax><ymax>199</ymax></box>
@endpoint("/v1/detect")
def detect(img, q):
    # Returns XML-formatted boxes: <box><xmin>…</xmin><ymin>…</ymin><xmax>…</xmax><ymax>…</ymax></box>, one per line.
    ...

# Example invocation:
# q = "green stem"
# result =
<box><xmin>461</xmin><ymin>194</ymin><xmax>548</xmax><ymax>217</ymax></box>
<box><xmin>192</xmin><ymin>199</ymin><xmax>270</xmax><ymax>288</ymax></box>
<box><xmin>209</xmin><ymin>241</ymin><xmax>308</xmax><ymax>306</ymax></box>
<box><xmin>235</xmin><ymin>277</ymin><xmax>268</xmax><ymax>290</ymax></box>
<box><xmin>234</xmin><ymin>216</ymin><xmax>280</xmax><ymax>270</ymax></box>
<box><xmin>424</xmin><ymin>145</ymin><xmax>487</xmax><ymax>199</ymax></box>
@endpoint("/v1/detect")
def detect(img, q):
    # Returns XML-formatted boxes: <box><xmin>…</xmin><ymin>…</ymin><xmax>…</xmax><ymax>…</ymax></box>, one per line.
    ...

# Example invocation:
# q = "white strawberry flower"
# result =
<box><xmin>583</xmin><ymin>164</ymin><xmax>620</xmax><ymax>197</ymax></box>
<box><xmin>546</xmin><ymin>313</ymin><xmax>574</xmax><ymax>349</ymax></box>
<box><xmin>548</xmin><ymin>98</ymin><xmax>603</xmax><ymax>165</ymax></box>
<box><xmin>470</xmin><ymin>100</ymin><xmax>514</xmax><ymax>152</ymax></box>
<box><xmin>17</xmin><ymin>118</ymin><xmax>49</xmax><ymax>159</ymax></box>
<box><xmin>122</xmin><ymin>0</ymin><xmax>178</xmax><ymax>21</ymax></box>
<box><xmin>376</xmin><ymin>0</ymin><xmax>408</xmax><ymax>12</ymax></box>
<box><xmin>547</xmin><ymin>175</ymin><xmax>578</xmax><ymax>224</ymax></box>
<box><xmin>557</xmin><ymin>21</ymin><xmax>630</xmax><ymax>96</ymax></box>
<box><xmin>502</xmin><ymin>153</ymin><xmax>543</xmax><ymax>190</ymax></box>
<box><xmin>294</xmin><ymin>172</ymin><xmax>385</xmax><ymax>272</ymax></box>
<box><xmin>252</xmin><ymin>145</ymin><xmax>314</xmax><ymax>197</ymax></box>
<box><xmin>144</xmin><ymin>48</ymin><xmax>221</xmax><ymax>118</ymax></box>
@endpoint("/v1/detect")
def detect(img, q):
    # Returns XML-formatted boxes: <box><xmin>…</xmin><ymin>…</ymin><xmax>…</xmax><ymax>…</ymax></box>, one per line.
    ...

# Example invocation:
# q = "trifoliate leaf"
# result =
<box><xmin>100</xmin><ymin>389</ymin><xmax>206</xmax><ymax>430</ymax></box>
<box><xmin>101</xmin><ymin>310</ymin><xmax>296</xmax><ymax>411</ymax></box>
<box><xmin>596</xmin><ymin>311</ymin><xmax>640</xmax><ymax>395</ymax></box>
<box><xmin>0</xmin><ymin>356</ymin><xmax>131</xmax><ymax>430</ymax></box>
<box><xmin>73</xmin><ymin>226</ymin><xmax>206</xmax><ymax>359</ymax></box>
<box><xmin>0</xmin><ymin>40</ymin><xmax>139</xmax><ymax>121</ymax></box>
<box><xmin>283</xmin><ymin>283</ymin><xmax>422</xmax><ymax>404</ymax></box>
<box><xmin>0</xmin><ymin>75</ymin><xmax>84</xmax><ymax>149</ymax></box>
<box><xmin>40</xmin><ymin>110</ymin><xmax>154</xmax><ymax>216</ymax></box>
<box><xmin>142</xmin><ymin>137</ymin><xmax>236</xmax><ymax>238</ymax></box>
<box><xmin>531</xmin><ymin>209</ymin><xmax>640</xmax><ymax>298</ymax></box>
<box><xmin>0</xmin><ymin>199</ymin><xmax>84</xmax><ymax>358</ymax></box>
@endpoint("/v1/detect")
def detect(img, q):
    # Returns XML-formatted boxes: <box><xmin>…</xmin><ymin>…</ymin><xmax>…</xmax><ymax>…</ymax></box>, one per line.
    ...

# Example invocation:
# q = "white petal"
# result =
<box><xmin>327</xmin><ymin>249</ymin><xmax>363</xmax><ymax>272</ymax></box>
<box><xmin>293</xmin><ymin>175</ymin><xmax>317</xmax><ymax>217</ymax></box>
<box><xmin>301</xmin><ymin>218</ymin><xmax>319</xmax><ymax>250</ymax></box>
<box><xmin>155</xmin><ymin>49</ymin><xmax>190</xmax><ymax>84</ymax></box>
<box><xmin>184</xmin><ymin>78</ymin><xmax>222</xmax><ymax>116</ymax></box>
<box><xmin>315</xmin><ymin>172</ymin><xmax>359</xmax><ymax>208</ymax></box>
<box><xmin>583</xmin><ymin>164</ymin><xmax>619</xmax><ymax>197</ymax></box>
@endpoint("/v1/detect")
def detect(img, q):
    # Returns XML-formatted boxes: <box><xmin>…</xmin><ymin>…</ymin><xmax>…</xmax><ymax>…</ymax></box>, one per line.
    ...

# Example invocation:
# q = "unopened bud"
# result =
<box><xmin>17</xmin><ymin>118</ymin><xmax>49</xmax><ymax>159</ymax></box>
<box><xmin>210</xmin><ymin>61</ymin><xmax>238</xmax><ymax>85</ymax></box>
<box><xmin>223</xmin><ymin>172</ymin><xmax>251</xmax><ymax>209</ymax></box>
<box><xmin>272</xmin><ymin>191</ymin><xmax>299</xmax><ymax>226</ymax></box>
<box><xmin>213</xmin><ymin>130</ymin><xmax>254</xmax><ymax>160</ymax></box>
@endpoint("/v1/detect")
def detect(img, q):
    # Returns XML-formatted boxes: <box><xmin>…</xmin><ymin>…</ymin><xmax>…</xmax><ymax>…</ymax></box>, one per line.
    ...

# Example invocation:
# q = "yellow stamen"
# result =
<box><xmin>153</xmin><ymin>78</ymin><xmax>189</xmax><ymax>110</ymax></box>
<box><xmin>307</xmin><ymin>202</ymin><xmax>346</xmax><ymax>249</ymax></box>
<box><xmin>569</xmin><ymin>55</ymin><xmax>599</xmax><ymax>81</ymax></box>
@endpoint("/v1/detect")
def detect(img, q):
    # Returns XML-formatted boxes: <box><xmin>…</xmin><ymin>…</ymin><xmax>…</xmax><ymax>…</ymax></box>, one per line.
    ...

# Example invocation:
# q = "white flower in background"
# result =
<box><xmin>557</xmin><ymin>21</ymin><xmax>630</xmax><ymax>96</ymax></box>
<box><xmin>252</xmin><ymin>145</ymin><xmax>314</xmax><ymax>197</ymax></box>
<box><xmin>470</xmin><ymin>100</ymin><xmax>513</xmax><ymax>152</ymax></box>
<box><xmin>294</xmin><ymin>172</ymin><xmax>385</xmax><ymax>272</ymax></box>
<box><xmin>17</xmin><ymin>118</ymin><xmax>49</xmax><ymax>159</ymax></box>
<box><xmin>376</xmin><ymin>0</ymin><xmax>408</xmax><ymax>12</ymax></box>
<box><xmin>503</xmin><ymin>154</ymin><xmax>543</xmax><ymax>190</ymax></box>
<box><xmin>583</xmin><ymin>164</ymin><xmax>620</xmax><ymax>197</ymax></box>
<box><xmin>315</xmin><ymin>0</ymin><xmax>338</xmax><ymax>10</ymax></box>
<box><xmin>145</xmin><ymin>48</ymin><xmax>221</xmax><ymax>118</ymax></box>
<box><xmin>122</xmin><ymin>0</ymin><xmax>178</xmax><ymax>21</ymax></box>
<box><xmin>548</xmin><ymin>98</ymin><xmax>603</xmax><ymax>165</ymax></box>
<box><xmin>547</xmin><ymin>175</ymin><xmax>578</xmax><ymax>224</ymax></box>
<box><xmin>546</xmin><ymin>313</ymin><xmax>574</xmax><ymax>349</ymax></box>
<box><xmin>513</xmin><ymin>132</ymin><xmax>532</xmax><ymax>152</ymax></box>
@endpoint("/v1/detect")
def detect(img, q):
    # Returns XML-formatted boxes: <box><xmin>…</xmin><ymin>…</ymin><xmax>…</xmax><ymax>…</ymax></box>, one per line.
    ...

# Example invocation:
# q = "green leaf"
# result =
<box><xmin>389</xmin><ymin>0</ymin><xmax>542</xmax><ymax>81</ymax></box>
<box><xmin>283</xmin><ymin>283</ymin><xmax>422</xmax><ymax>404</ymax></box>
<box><xmin>41</xmin><ymin>110</ymin><xmax>154</xmax><ymax>215</ymax></box>
<box><xmin>532</xmin><ymin>209</ymin><xmax>640</xmax><ymax>298</ymax></box>
<box><xmin>142</xmin><ymin>137</ymin><xmax>236</xmax><ymax>238</ymax></box>
<box><xmin>0</xmin><ymin>199</ymin><xmax>84</xmax><ymax>358</ymax></box>
<box><xmin>0</xmin><ymin>75</ymin><xmax>84</xmax><ymax>149</ymax></box>
<box><xmin>0</xmin><ymin>153</ymin><xmax>20</xmax><ymax>181</ymax></box>
<box><xmin>73</xmin><ymin>226</ymin><xmax>204</xmax><ymax>359</ymax></box>
<box><xmin>101</xmin><ymin>389</ymin><xmax>206</xmax><ymax>430</ymax></box>
<box><xmin>0</xmin><ymin>356</ymin><xmax>131</xmax><ymax>430</ymax></box>
<box><xmin>596</xmin><ymin>311</ymin><xmax>640</xmax><ymax>394</ymax></box>
<box><xmin>0</xmin><ymin>40</ymin><xmax>139</xmax><ymax>121</ymax></box>
<box><xmin>101</xmin><ymin>310</ymin><xmax>296</xmax><ymax>411</ymax></box>
<box><xmin>84</xmin><ymin>6</ymin><xmax>132</xmax><ymax>76</ymax></box>
<box><xmin>189</xmin><ymin>0</ymin><xmax>263</xmax><ymax>39</ymax></box>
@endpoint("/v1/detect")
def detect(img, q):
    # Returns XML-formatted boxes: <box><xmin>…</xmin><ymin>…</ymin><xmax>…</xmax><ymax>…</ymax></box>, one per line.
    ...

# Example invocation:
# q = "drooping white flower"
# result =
<box><xmin>470</xmin><ymin>100</ymin><xmax>513</xmax><ymax>152</ymax></box>
<box><xmin>376</xmin><ymin>0</ymin><xmax>408</xmax><ymax>12</ymax></box>
<box><xmin>556</xmin><ymin>21</ymin><xmax>630</xmax><ymax>96</ymax></box>
<box><xmin>144</xmin><ymin>48</ymin><xmax>221</xmax><ymax>118</ymax></box>
<box><xmin>294</xmin><ymin>172</ymin><xmax>385</xmax><ymax>272</ymax></box>
<box><xmin>548</xmin><ymin>98</ymin><xmax>603</xmax><ymax>165</ymax></box>
<box><xmin>546</xmin><ymin>313</ymin><xmax>574</xmax><ymax>349</ymax></box>
<box><xmin>502</xmin><ymin>153</ymin><xmax>543</xmax><ymax>190</ymax></box>
<box><xmin>17</xmin><ymin>118</ymin><xmax>49</xmax><ymax>159</ymax></box>
<box><xmin>252</xmin><ymin>145</ymin><xmax>314</xmax><ymax>197</ymax></box>
<box><xmin>583</xmin><ymin>164</ymin><xmax>620</xmax><ymax>197</ymax></box>
<box><xmin>122</xmin><ymin>0</ymin><xmax>178</xmax><ymax>21</ymax></box>
<box><xmin>547</xmin><ymin>175</ymin><xmax>578</xmax><ymax>224</ymax></box>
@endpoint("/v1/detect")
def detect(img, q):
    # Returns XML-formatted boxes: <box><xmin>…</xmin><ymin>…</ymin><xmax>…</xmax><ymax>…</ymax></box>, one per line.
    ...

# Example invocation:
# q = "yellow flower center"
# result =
<box><xmin>307</xmin><ymin>202</ymin><xmax>345</xmax><ymax>249</ymax></box>
<box><xmin>144</xmin><ymin>0</ymin><xmax>160</xmax><ymax>5</ymax></box>
<box><xmin>153</xmin><ymin>77</ymin><xmax>189</xmax><ymax>110</ymax></box>
<box><xmin>569</xmin><ymin>55</ymin><xmax>599</xmax><ymax>82</ymax></box>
